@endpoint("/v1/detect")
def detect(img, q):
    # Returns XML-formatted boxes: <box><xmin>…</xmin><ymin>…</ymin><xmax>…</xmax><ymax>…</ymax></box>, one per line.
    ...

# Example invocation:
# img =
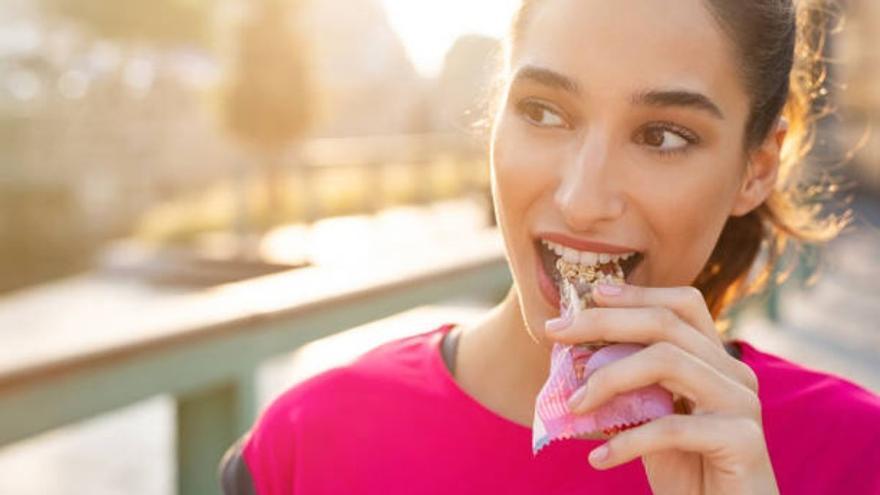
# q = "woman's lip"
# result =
<box><xmin>536</xmin><ymin>232</ymin><xmax>639</xmax><ymax>254</ymax></box>
<box><xmin>536</xmin><ymin>251</ymin><xmax>561</xmax><ymax>308</ymax></box>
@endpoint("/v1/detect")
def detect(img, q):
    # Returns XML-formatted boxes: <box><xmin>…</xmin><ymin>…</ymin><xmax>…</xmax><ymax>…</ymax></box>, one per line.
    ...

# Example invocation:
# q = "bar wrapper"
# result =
<box><xmin>532</xmin><ymin>275</ymin><xmax>675</xmax><ymax>454</ymax></box>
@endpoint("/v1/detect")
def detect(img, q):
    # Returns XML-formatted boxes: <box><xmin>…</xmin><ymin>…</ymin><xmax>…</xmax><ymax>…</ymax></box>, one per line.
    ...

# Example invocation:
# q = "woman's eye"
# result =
<box><xmin>634</xmin><ymin>123</ymin><xmax>698</xmax><ymax>153</ymax></box>
<box><xmin>516</xmin><ymin>100</ymin><xmax>567</xmax><ymax>128</ymax></box>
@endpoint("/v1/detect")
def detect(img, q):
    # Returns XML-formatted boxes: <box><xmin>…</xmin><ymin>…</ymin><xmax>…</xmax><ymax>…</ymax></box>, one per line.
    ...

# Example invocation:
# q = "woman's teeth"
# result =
<box><xmin>541</xmin><ymin>239</ymin><xmax>637</xmax><ymax>265</ymax></box>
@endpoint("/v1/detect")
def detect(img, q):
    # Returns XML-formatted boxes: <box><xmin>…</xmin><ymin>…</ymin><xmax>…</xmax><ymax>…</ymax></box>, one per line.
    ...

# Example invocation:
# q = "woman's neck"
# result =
<box><xmin>454</xmin><ymin>287</ymin><xmax>553</xmax><ymax>427</ymax></box>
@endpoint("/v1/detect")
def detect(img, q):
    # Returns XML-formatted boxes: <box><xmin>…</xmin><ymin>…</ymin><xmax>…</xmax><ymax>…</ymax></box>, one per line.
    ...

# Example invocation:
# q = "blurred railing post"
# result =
<box><xmin>364</xmin><ymin>161</ymin><xmax>384</xmax><ymax>213</ymax></box>
<box><xmin>176</xmin><ymin>372</ymin><xmax>256</xmax><ymax>495</ymax></box>
<box><xmin>415</xmin><ymin>137</ymin><xmax>433</xmax><ymax>204</ymax></box>
<box><xmin>299</xmin><ymin>162</ymin><xmax>319</xmax><ymax>223</ymax></box>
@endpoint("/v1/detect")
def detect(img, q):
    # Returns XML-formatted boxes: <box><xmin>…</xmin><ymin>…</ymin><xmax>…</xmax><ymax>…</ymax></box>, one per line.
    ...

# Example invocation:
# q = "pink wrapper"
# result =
<box><xmin>532</xmin><ymin>278</ymin><xmax>675</xmax><ymax>454</ymax></box>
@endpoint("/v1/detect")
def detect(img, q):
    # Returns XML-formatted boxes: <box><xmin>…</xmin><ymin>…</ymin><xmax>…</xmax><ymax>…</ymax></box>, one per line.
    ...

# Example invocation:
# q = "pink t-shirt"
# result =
<box><xmin>242</xmin><ymin>324</ymin><xmax>880</xmax><ymax>494</ymax></box>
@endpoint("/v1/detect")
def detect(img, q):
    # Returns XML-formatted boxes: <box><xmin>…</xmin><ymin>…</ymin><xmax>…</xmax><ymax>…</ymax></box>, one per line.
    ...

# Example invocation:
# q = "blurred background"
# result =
<box><xmin>0</xmin><ymin>0</ymin><xmax>878</xmax><ymax>494</ymax></box>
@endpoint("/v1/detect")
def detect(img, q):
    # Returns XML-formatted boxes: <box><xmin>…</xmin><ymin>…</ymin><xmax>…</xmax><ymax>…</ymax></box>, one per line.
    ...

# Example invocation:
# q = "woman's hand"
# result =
<box><xmin>544</xmin><ymin>283</ymin><xmax>779</xmax><ymax>495</ymax></box>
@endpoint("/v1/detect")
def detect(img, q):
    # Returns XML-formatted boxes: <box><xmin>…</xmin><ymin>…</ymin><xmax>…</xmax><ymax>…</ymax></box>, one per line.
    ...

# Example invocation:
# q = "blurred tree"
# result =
<box><xmin>0</xmin><ymin>183</ymin><xmax>97</xmax><ymax>294</ymax></box>
<box><xmin>224</xmin><ymin>0</ymin><xmax>312</xmax><ymax>236</ymax></box>
<box><xmin>38</xmin><ymin>0</ymin><xmax>212</xmax><ymax>46</ymax></box>
<box><xmin>435</xmin><ymin>35</ymin><xmax>501</xmax><ymax>133</ymax></box>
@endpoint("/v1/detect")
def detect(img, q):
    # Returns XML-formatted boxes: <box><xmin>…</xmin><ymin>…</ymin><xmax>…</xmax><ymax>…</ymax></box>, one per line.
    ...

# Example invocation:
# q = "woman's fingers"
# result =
<box><xmin>568</xmin><ymin>342</ymin><xmax>759</xmax><ymax>417</ymax></box>
<box><xmin>588</xmin><ymin>413</ymin><xmax>766</xmax><ymax>471</ymax></box>
<box><xmin>547</xmin><ymin>305</ymin><xmax>758</xmax><ymax>394</ymax></box>
<box><xmin>592</xmin><ymin>284</ymin><xmax>720</xmax><ymax>345</ymax></box>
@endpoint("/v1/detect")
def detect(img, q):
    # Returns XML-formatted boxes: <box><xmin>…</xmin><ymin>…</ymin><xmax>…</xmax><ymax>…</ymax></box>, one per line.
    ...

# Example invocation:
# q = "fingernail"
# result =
<box><xmin>597</xmin><ymin>284</ymin><xmax>623</xmax><ymax>296</ymax></box>
<box><xmin>545</xmin><ymin>312</ymin><xmax>573</xmax><ymax>332</ymax></box>
<box><xmin>589</xmin><ymin>444</ymin><xmax>609</xmax><ymax>465</ymax></box>
<box><xmin>567</xmin><ymin>384</ymin><xmax>588</xmax><ymax>409</ymax></box>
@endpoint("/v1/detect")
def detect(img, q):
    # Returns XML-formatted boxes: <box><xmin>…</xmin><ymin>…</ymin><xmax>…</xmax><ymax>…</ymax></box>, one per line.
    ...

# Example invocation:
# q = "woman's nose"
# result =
<box><xmin>553</xmin><ymin>133</ymin><xmax>625</xmax><ymax>228</ymax></box>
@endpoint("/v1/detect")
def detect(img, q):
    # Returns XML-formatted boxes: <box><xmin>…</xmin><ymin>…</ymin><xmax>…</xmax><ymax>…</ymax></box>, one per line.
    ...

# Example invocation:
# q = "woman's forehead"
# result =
<box><xmin>511</xmin><ymin>0</ymin><xmax>747</xmax><ymax>115</ymax></box>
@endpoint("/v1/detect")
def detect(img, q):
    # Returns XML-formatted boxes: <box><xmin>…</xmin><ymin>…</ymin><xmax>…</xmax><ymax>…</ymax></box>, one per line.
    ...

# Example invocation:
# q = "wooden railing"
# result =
<box><xmin>0</xmin><ymin>229</ymin><xmax>510</xmax><ymax>494</ymax></box>
<box><xmin>294</xmin><ymin>132</ymin><xmax>488</xmax><ymax>221</ymax></box>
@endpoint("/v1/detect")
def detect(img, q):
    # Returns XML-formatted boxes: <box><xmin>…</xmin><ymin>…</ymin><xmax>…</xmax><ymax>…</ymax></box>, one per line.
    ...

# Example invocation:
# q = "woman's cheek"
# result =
<box><xmin>645</xmin><ymin>164</ymin><xmax>740</xmax><ymax>285</ymax></box>
<box><xmin>492</xmin><ymin>125</ymin><xmax>557</xmax><ymax>211</ymax></box>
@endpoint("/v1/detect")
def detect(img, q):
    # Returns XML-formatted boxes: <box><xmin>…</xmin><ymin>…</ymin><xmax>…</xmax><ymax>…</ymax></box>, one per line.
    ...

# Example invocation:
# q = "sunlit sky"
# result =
<box><xmin>380</xmin><ymin>0</ymin><xmax>520</xmax><ymax>77</ymax></box>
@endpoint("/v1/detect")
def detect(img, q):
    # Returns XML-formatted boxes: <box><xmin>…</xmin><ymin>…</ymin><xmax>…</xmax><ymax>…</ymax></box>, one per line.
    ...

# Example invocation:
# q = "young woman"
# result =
<box><xmin>222</xmin><ymin>0</ymin><xmax>880</xmax><ymax>493</ymax></box>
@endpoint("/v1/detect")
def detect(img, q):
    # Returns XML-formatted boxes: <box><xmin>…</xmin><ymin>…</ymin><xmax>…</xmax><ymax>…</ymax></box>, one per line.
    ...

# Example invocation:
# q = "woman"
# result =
<box><xmin>222</xmin><ymin>0</ymin><xmax>880</xmax><ymax>493</ymax></box>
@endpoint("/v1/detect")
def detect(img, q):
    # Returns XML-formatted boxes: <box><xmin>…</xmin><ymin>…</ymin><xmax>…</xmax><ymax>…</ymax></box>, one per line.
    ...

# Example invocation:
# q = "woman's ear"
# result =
<box><xmin>730</xmin><ymin>118</ymin><xmax>787</xmax><ymax>217</ymax></box>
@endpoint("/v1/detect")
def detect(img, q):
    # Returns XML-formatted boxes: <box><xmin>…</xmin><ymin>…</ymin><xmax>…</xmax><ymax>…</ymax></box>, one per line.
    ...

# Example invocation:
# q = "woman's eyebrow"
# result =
<box><xmin>511</xmin><ymin>65</ymin><xmax>581</xmax><ymax>95</ymax></box>
<box><xmin>631</xmin><ymin>89</ymin><xmax>725</xmax><ymax>119</ymax></box>
<box><xmin>510</xmin><ymin>66</ymin><xmax>724</xmax><ymax>120</ymax></box>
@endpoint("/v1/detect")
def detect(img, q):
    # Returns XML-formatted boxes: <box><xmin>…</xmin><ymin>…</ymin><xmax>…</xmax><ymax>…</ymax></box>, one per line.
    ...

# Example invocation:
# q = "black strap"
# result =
<box><xmin>441</xmin><ymin>326</ymin><xmax>461</xmax><ymax>374</ymax></box>
<box><xmin>724</xmin><ymin>340</ymin><xmax>743</xmax><ymax>361</ymax></box>
<box><xmin>219</xmin><ymin>435</ymin><xmax>257</xmax><ymax>495</ymax></box>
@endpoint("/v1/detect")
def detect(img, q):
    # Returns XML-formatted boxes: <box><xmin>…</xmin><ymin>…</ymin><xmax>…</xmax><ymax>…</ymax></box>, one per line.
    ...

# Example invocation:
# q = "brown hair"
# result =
<box><xmin>497</xmin><ymin>0</ymin><xmax>850</xmax><ymax>322</ymax></box>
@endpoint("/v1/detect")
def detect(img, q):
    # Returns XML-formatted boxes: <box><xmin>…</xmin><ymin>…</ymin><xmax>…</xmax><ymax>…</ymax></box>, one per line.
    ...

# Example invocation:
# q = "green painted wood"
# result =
<box><xmin>177</xmin><ymin>377</ymin><xmax>254</xmax><ymax>495</ymax></box>
<box><xmin>234</xmin><ymin>372</ymin><xmax>257</xmax><ymax>436</ymax></box>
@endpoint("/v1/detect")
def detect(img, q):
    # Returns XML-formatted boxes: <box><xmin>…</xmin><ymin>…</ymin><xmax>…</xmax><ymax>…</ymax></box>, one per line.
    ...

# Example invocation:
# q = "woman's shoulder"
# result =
<box><xmin>735</xmin><ymin>340</ymin><xmax>880</xmax><ymax>492</ymax></box>
<box><xmin>736</xmin><ymin>338</ymin><xmax>880</xmax><ymax>447</ymax></box>
<box><xmin>250</xmin><ymin>322</ymin><xmax>456</xmax><ymax>439</ymax></box>
<box><xmin>298</xmin><ymin>324</ymin><xmax>453</xmax><ymax>397</ymax></box>
<box><xmin>735</xmin><ymin>338</ymin><xmax>880</xmax><ymax>419</ymax></box>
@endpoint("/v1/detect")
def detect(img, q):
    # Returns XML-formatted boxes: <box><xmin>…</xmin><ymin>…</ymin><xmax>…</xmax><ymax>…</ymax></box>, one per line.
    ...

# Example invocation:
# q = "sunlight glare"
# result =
<box><xmin>379</xmin><ymin>0</ymin><xmax>520</xmax><ymax>77</ymax></box>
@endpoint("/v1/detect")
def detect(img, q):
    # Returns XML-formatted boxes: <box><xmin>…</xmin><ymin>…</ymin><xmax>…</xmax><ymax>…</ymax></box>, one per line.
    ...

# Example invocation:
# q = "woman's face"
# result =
<box><xmin>491</xmin><ymin>0</ymin><xmax>758</xmax><ymax>341</ymax></box>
